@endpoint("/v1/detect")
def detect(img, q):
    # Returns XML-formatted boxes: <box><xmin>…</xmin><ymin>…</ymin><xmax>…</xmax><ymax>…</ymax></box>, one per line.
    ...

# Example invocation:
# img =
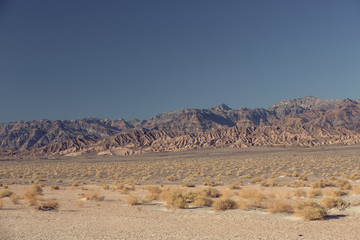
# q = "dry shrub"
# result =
<box><xmin>145</xmin><ymin>186</ymin><xmax>162</xmax><ymax>194</ymax></box>
<box><xmin>203</xmin><ymin>180</ymin><xmax>222</xmax><ymax>187</ymax></box>
<box><xmin>298</xmin><ymin>174</ymin><xmax>308</xmax><ymax>181</ymax></box>
<box><xmin>24</xmin><ymin>185</ymin><xmax>43</xmax><ymax>206</ymax></box>
<box><xmin>10</xmin><ymin>194</ymin><xmax>20</xmax><ymax>204</ymax></box>
<box><xmin>266</xmin><ymin>200</ymin><xmax>293</xmax><ymax>214</ymax></box>
<box><xmin>221</xmin><ymin>190</ymin><xmax>234</xmax><ymax>199</ymax></box>
<box><xmin>239</xmin><ymin>187</ymin><xmax>264</xmax><ymax>199</ymax></box>
<box><xmin>0</xmin><ymin>189</ymin><xmax>13</xmax><ymax>198</ymax></box>
<box><xmin>307</xmin><ymin>189</ymin><xmax>322</xmax><ymax>198</ymax></box>
<box><xmin>182</xmin><ymin>182</ymin><xmax>196</xmax><ymax>187</ymax></box>
<box><xmin>120</xmin><ymin>187</ymin><xmax>131</xmax><ymax>194</ymax></box>
<box><xmin>228</xmin><ymin>182</ymin><xmax>242</xmax><ymax>190</ymax></box>
<box><xmin>275</xmin><ymin>189</ymin><xmax>292</xmax><ymax>199</ymax></box>
<box><xmin>311</xmin><ymin>180</ymin><xmax>325</xmax><ymax>189</ymax></box>
<box><xmin>237</xmin><ymin>199</ymin><xmax>248</xmax><ymax>210</ymax></box>
<box><xmin>250</xmin><ymin>177</ymin><xmax>263</xmax><ymax>184</ymax></box>
<box><xmin>115</xmin><ymin>182</ymin><xmax>125</xmax><ymax>190</ymax></box>
<box><xmin>333</xmin><ymin>190</ymin><xmax>347</xmax><ymax>196</ymax></box>
<box><xmin>213</xmin><ymin>198</ymin><xmax>237</xmax><ymax>211</ymax></box>
<box><xmin>193</xmin><ymin>196</ymin><xmax>213</xmax><ymax>207</ymax></box>
<box><xmin>293</xmin><ymin>189</ymin><xmax>306</xmax><ymax>198</ymax></box>
<box><xmin>160</xmin><ymin>188</ymin><xmax>188</xmax><ymax>209</ymax></box>
<box><xmin>238</xmin><ymin>187</ymin><xmax>264</xmax><ymax>209</ymax></box>
<box><xmin>320</xmin><ymin>197</ymin><xmax>347</xmax><ymax>209</ymax></box>
<box><xmin>71</xmin><ymin>181</ymin><xmax>80</xmax><ymax>189</ymax></box>
<box><xmin>165</xmin><ymin>175</ymin><xmax>178</xmax><ymax>181</ymax></box>
<box><xmin>36</xmin><ymin>199</ymin><xmax>59</xmax><ymax>211</ymax></box>
<box><xmin>201</xmin><ymin>188</ymin><xmax>222</xmax><ymax>198</ymax></box>
<box><xmin>294</xmin><ymin>201</ymin><xmax>327</xmax><ymax>221</ymax></box>
<box><xmin>260</xmin><ymin>179</ymin><xmax>279</xmax><ymax>187</ymax></box>
<box><xmin>144</xmin><ymin>186</ymin><xmax>162</xmax><ymax>201</ymax></box>
<box><xmin>335</xmin><ymin>179</ymin><xmax>352</xmax><ymax>190</ymax></box>
<box><xmin>80</xmin><ymin>192</ymin><xmax>105</xmax><ymax>202</ymax></box>
<box><xmin>185</xmin><ymin>191</ymin><xmax>200</xmax><ymax>202</ymax></box>
<box><xmin>126</xmin><ymin>194</ymin><xmax>142</xmax><ymax>206</ymax></box>
<box><xmin>288</xmin><ymin>181</ymin><xmax>308</xmax><ymax>188</ymax></box>
<box><xmin>324</xmin><ymin>189</ymin><xmax>347</xmax><ymax>197</ymax></box>
<box><xmin>51</xmin><ymin>185</ymin><xmax>60</xmax><ymax>190</ymax></box>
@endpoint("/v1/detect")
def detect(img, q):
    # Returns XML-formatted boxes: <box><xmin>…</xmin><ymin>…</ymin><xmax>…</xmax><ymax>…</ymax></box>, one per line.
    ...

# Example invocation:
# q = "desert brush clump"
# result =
<box><xmin>126</xmin><ymin>194</ymin><xmax>142</xmax><ymax>206</ymax></box>
<box><xmin>238</xmin><ymin>187</ymin><xmax>265</xmax><ymax>209</ymax></box>
<box><xmin>260</xmin><ymin>179</ymin><xmax>279</xmax><ymax>187</ymax></box>
<box><xmin>265</xmin><ymin>200</ymin><xmax>293</xmax><ymax>214</ymax></box>
<box><xmin>307</xmin><ymin>189</ymin><xmax>322</xmax><ymax>198</ymax></box>
<box><xmin>324</xmin><ymin>189</ymin><xmax>347</xmax><ymax>197</ymax></box>
<box><xmin>79</xmin><ymin>192</ymin><xmax>105</xmax><ymax>202</ymax></box>
<box><xmin>144</xmin><ymin>185</ymin><xmax>162</xmax><ymax>201</ymax></box>
<box><xmin>51</xmin><ymin>184</ymin><xmax>60</xmax><ymax>190</ymax></box>
<box><xmin>212</xmin><ymin>198</ymin><xmax>237</xmax><ymax>211</ymax></box>
<box><xmin>160</xmin><ymin>188</ymin><xmax>188</xmax><ymax>209</ymax></box>
<box><xmin>0</xmin><ymin>189</ymin><xmax>14</xmax><ymax>198</ymax></box>
<box><xmin>9</xmin><ymin>194</ymin><xmax>20</xmax><ymax>204</ymax></box>
<box><xmin>182</xmin><ymin>182</ymin><xmax>196</xmax><ymax>187</ymax></box>
<box><xmin>23</xmin><ymin>185</ymin><xmax>43</xmax><ymax>205</ymax></box>
<box><xmin>287</xmin><ymin>181</ymin><xmax>308</xmax><ymax>188</ymax></box>
<box><xmin>201</xmin><ymin>188</ymin><xmax>222</xmax><ymax>198</ymax></box>
<box><xmin>193</xmin><ymin>195</ymin><xmax>213</xmax><ymax>207</ymax></box>
<box><xmin>184</xmin><ymin>191</ymin><xmax>200</xmax><ymax>202</ymax></box>
<box><xmin>35</xmin><ymin>199</ymin><xmax>59</xmax><ymax>211</ymax></box>
<box><xmin>294</xmin><ymin>201</ymin><xmax>327</xmax><ymax>221</ymax></box>
<box><xmin>320</xmin><ymin>197</ymin><xmax>347</xmax><ymax>209</ymax></box>
<box><xmin>293</xmin><ymin>189</ymin><xmax>306</xmax><ymax>198</ymax></box>
<box><xmin>228</xmin><ymin>182</ymin><xmax>242</xmax><ymax>190</ymax></box>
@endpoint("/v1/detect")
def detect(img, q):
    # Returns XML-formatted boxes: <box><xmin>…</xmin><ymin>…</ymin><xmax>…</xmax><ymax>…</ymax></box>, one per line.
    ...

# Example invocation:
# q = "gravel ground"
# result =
<box><xmin>1</xmin><ymin>185</ymin><xmax>360</xmax><ymax>240</ymax></box>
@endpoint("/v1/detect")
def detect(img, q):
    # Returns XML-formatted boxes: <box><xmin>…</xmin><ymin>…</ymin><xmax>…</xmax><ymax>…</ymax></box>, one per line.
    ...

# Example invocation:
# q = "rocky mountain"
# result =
<box><xmin>1</xmin><ymin>96</ymin><xmax>360</xmax><ymax>156</ymax></box>
<box><xmin>4</xmin><ymin>125</ymin><xmax>359</xmax><ymax>157</ymax></box>
<box><xmin>0</xmin><ymin>118</ymin><xmax>138</xmax><ymax>150</ymax></box>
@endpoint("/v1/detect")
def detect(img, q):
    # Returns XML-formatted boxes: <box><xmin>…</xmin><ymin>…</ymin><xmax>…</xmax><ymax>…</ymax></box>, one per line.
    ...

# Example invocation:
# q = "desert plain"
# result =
<box><xmin>1</xmin><ymin>145</ymin><xmax>360</xmax><ymax>240</ymax></box>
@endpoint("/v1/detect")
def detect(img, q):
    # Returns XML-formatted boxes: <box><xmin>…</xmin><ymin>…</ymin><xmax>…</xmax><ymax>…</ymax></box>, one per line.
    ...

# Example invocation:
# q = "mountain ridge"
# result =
<box><xmin>1</xmin><ymin>96</ymin><xmax>360</xmax><ymax>156</ymax></box>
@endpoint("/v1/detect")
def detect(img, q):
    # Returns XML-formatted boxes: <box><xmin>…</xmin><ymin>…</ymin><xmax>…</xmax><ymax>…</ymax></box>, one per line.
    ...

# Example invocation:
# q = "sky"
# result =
<box><xmin>1</xmin><ymin>0</ymin><xmax>360</xmax><ymax>123</ymax></box>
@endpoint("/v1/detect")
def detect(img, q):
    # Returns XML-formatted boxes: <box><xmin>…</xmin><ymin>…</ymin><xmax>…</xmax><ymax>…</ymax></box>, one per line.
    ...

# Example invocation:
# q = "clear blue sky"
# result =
<box><xmin>1</xmin><ymin>0</ymin><xmax>360</xmax><ymax>123</ymax></box>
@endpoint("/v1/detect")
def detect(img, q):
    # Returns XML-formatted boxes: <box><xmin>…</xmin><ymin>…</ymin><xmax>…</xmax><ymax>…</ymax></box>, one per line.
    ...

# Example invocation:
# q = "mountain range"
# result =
<box><xmin>1</xmin><ymin>96</ymin><xmax>360</xmax><ymax>156</ymax></box>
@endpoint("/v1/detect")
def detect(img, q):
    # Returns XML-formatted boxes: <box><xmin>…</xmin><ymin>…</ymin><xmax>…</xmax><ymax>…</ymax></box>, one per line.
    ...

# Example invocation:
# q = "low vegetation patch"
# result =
<box><xmin>126</xmin><ymin>194</ymin><xmax>142</xmax><ymax>206</ymax></box>
<box><xmin>320</xmin><ymin>197</ymin><xmax>347</xmax><ymax>209</ymax></box>
<box><xmin>294</xmin><ymin>201</ymin><xmax>327</xmax><ymax>221</ymax></box>
<box><xmin>0</xmin><ymin>189</ymin><xmax>13</xmax><ymax>198</ymax></box>
<box><xmin>193</xmin><ymin>196</ymin><xmax>213</xmax><ymax>207</ymax></box>
<box><xmin>161</xmin><ymin>188</ymin><xmax>188</xmax><ymax>209</ymax></box>
<box><xmin>212</xmin><ymin>198</ymin><xmax>237</xmax><ymax>211</ymax></box>
<box><xmin>35</xmin><ymin>199</ymin><xmax>59</xmax><ymax>211</ymax></box>
<box><xmin>266</xmin><ymin>200</ymin><xmax>293</xmax><ymax>214</ymax></box>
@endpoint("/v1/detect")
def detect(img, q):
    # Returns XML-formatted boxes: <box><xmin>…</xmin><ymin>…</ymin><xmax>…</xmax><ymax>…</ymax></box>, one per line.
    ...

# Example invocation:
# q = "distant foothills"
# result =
<box><xmin>1</xmin><ymin>96</ymin><xmax>360</xmax><ymax>157</ymax></box>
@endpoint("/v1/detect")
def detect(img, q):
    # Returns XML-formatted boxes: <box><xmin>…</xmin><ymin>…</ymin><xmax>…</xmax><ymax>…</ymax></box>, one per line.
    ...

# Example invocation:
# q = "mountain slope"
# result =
<box><xmin>6</xmin><ymin>125</ymin><xmax>359</xmax><ymax>157</ymax></box>
<box><xmin>1</xmin><ymin>96</ymin><xmax>360</xmax><ymax>155</ymax></box>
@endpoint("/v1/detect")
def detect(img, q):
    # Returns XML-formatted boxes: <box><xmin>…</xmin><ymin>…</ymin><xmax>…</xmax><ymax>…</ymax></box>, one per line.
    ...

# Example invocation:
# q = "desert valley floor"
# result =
<box><xmin>1</xmin><ymin>145</ymin><xmax>360</xmax><ymax>239</ymax></box>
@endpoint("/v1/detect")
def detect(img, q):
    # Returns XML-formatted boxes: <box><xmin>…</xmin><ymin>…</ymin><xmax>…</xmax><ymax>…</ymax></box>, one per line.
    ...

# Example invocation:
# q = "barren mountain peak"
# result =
<box><xmin>213</xmin><ymin>103</ymin><xmax>231</xmax><ymax>111</ymax></box>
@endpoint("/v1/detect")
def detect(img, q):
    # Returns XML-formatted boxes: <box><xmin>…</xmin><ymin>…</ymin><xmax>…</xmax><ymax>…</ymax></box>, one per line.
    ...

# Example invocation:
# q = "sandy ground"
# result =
<box><xmin>1</xmin><ymin>185</ymin><xmax>360</xmax><ymax>240</ymax></box>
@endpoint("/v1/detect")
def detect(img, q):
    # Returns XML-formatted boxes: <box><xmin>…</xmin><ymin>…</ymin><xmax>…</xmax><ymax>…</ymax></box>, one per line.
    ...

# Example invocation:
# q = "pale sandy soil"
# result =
<box><xmin>1</xmin><ymin>185</ymin><xmax>360</xmax><ymax>240</ymax></box>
